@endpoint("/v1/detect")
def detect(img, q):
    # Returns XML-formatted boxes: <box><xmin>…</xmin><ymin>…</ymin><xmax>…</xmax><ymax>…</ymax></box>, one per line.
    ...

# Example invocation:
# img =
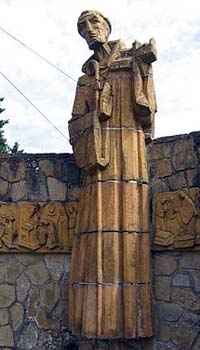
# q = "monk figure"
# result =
<box><xmin>68</xmin><ymin>10</ymin><xmax>157</xmax><ymax>340</ymax></box>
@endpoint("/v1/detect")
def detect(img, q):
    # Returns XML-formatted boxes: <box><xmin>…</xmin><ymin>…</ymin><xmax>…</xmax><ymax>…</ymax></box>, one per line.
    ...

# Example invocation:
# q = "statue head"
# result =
<box><xmin>77</xmin><ymin>10</ymin><xmax>111</xmax><ymax>50</ymax></box>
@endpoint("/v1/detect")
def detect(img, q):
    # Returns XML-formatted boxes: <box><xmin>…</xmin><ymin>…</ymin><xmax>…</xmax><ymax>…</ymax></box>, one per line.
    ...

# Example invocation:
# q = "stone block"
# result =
<box><xmin>45</xmin><ymin>255</ymin><xmax>65</xmax><ymax>281</ymax></box>
<box><xmin>191</xmin><ymin>271</ymin><xmax>200</xmax><ymax>292</ymax></box>
<box><xmin>10</xmin><ymin>180</ymin><xmax>27</xmax><ymax>202</ymax></box>
<box><xmin>186</xmin><ymin>168</ymin><xmax>200</xmax><ymax>187</ymax></box>
<box><xmin>172</xmin><ymin>138</ymin><xmax>198</xmax><ymax>171</ymax></box>
<box><xmin>172</xmin><ymin>273</ymin><xmax>190</xmax><ymax>287</ymax></box>
<box><xmin>0</xmin><ymin>265</ymin><xmax>6</xmax><ymax>284</ymax></box>
<box><xmin>0</xmin><ymin>310</ymin><xmax>8</xmax><ymax>326</ymax></box>
<box><xmin>157</xmin><ymin>322</ymin><xmax>172</xmax><ymax>342</ymax></box>
<box><xmin>55</xmin><ymin>159</ymin><xmax>70</xmax><ymax>180</ymax></box>
<box><xmin>156</xmin><ymin>345</ymin><xmax>176</xmax><ymax>350</ymax></box>
<box><xmin>56</xmin><ymin>158</ymin><xmax>80</xmax><ymax>184</ymax></box>
<box><xmin>140</xmin><ymin>337</ymin><xmax>154</xmax><ymax>350</ymax></box>
<box><xmin>0</xmin><ymin>325</ymin><xmax>14</xmax><ymax>347</ymax></box>
<box><xmin>0</xmin><ymin>179</ymin><xmax>8</xmax><ymax>197</ymax></box>
<box><xmin>79</xmin><ymin>342</ymin><xmax>94</xmax><ymax>350</ymax></box>
<box><xmin>150</xmin><ymin>178</ymin><xmax>169</xmax><ymax>196</ymax></box>
<box><xmin>27</xmin><ymin>261</ymin><xmax>49</xmax><ymax>285</ymax></box>
<box><xmin>180</xmin><ymin>253</ymin><xmax>200</xmax><ymax>269</ymax></box>
<box><xmin>182</xmin><ymin>310</ymin><xmax>200</xmax><ymax>324</ymax></box>
<box><xmin>193</xmin><ymin>335</ymin><xmax>200</xmax><ymax>350</ymax></box>
<box><xmin>64</xmin><ymin>255</ymin><xmax>71</xmax><ymax>274</ymax></box>
<box><xmin>172</xmin><ymin>321</ymin><xmax>199</xmax><ymax>349</ymax></box>
<box><xmin>60</xmin><ymin>280</ymin><xmax>69</xmax><ymax>300</ymax></box>
<box><xmin>26</xmin><ymin>168</ymin><xmax>49</xmax><ymax>201</ymax></box>
<box><xmin>40</xmin><ymin>282</ymin><xmax>60</xmax><ymax>310</ymax></box>
<box><xmin>158</xmin><ymin>301</ymin><xmax>182</xmax><ymax>321</ymax></box>
<box><xmin>0</xmin><ymin>255</ymin><xmax>10</xmax><ymax>264</ymax></box>
<box><xmin>53</xmin><ymin>299</ymin><xmax>68</xmax><ymax>324</ymax></box>
<box><xmin>18</xmin><ymin>321</ymin><xmax>38</xmax><ymax>349</ymax></box>
<box><xmin>168</xmin><ymin>172</ymin><xmax>187</xmax><ymax>190</ymax></box>
<box><xmin>27</xmin><ymin>288</ymin><xmax>39</xmax><ymax>317</ymax></box>
<box><xmin>171</xmin><ymin>288</ymin><xmax>199</xmax><ymax>311</ymax></box>
<box><xmin>150</xmin><ymin>159</ymin><xmax>172</xmax><ymax>178</ymax></box>
<box><xmin>148</xmin><ymin>143</ymin><xmax>171</xmax><ymax>161</ymax></box>
<box><xmin>39</xmin><ymin>159</ymin><xmax>54</xmax><ymax>177</ymax></box>
<box><xmin>154</xmin><ymin>276</ymin><xmax>171</xmax><ymax>301</ymax></box>
<box><xmin>10</xmin><ymin>302</ymin><xmax>24</xmax><ymax>331</ymax></box>
<box><xmin>16</xmin><ymin>254</ymin><xmax>43</xmax><ymax>265</ymax></box>
<box><xmin>0</xmin><ymin>159</ymin><xmax>25</xmax><ymax>182</ymax></box>
<box><xmin>0</xmin><ymin>284</ymin><xmax>15</xmax><ymax>307</ymax></box>
<box><xmin>5</xmin><ymin>258</ymin><xmax>23</xmax><ymax>284</ymax></box>
<box><xmin>37</xmin><ymin>306</ymin><xmax>60</xmax><ymax>330</ymax></box>
<box><xmin>16</xmin><ymin>273</ymin><xmax>31</xmax><ymax>302</ymax></box>
<box><xmin>47</xmin><ymin>177</ymin><xmax>67</xmax><ymax>201</ymax></box>
<box><xmin>154</xmin><ymin>255</ymin><xmax>177</xmax><ymax>276</ymax></box>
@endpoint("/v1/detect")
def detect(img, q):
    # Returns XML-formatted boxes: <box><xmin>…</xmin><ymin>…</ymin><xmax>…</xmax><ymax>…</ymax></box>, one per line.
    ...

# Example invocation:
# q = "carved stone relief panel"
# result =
<box><xmin>0</xmin><ymin>201</ymin><xmax>78</xmax><ymax>253</ymax></box>
<box><xmin>153</xmin><ymin>188</ymin><xmax>200</xmax><ymax>249</ymax></box>
<box><xmin>0</xmin><ymin>203</ymin><xmax>17</xmax><ymax>249</ymax></box>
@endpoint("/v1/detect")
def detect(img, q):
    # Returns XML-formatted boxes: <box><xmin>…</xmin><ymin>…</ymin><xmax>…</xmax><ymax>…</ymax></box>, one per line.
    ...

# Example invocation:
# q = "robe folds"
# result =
<box><xmin>68</xmin><ymin>39</ymin><xmax>156</xmax><ymax>339</ymax></box>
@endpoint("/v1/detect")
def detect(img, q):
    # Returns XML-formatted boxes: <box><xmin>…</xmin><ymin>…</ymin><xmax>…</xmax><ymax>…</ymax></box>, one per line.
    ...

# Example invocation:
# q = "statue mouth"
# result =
<box><xmin>87</xmin><ymin>33</ymin><xmax>97</xmax><ymax>40</ymax></box>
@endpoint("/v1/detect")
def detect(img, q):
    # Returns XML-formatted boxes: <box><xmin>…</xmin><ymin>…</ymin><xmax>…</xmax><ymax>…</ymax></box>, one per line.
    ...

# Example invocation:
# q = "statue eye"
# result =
<box><xmin>91</xmin><ymin>17</ymin><xmax>100</xmax><ymax>24</ymax></box>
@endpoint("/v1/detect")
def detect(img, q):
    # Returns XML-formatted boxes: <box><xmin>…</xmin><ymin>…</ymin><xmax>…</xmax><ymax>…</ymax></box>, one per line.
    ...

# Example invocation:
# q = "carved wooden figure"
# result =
<box><xmin>68</xmin><ymin>10</ymin><xmax>157</xmax><ymax>339</ymax></box>
<box><xmin>0</xmin><ymin>201</ymin><xmax>78</xmax><ymax>253</ymax></box>
<box><xmin>153</xmin><ymin>188</ymin><xmax>200</xmax><ymax>249</ymax></box>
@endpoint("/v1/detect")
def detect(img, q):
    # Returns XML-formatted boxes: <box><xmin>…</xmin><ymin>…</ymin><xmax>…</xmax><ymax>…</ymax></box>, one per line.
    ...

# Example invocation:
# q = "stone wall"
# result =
<box><xmin>148</xmin><ymin>131</ymin><xmax>200</xmax><ymax>350</ymax></box>
<box><xmin>0</xmin><ymin>131</ymin><xmax>199</xmax><ymax>349</ymax></box>
<box><xmin>0</xmin><ymin>254</ymin><xmax>71</xmax><ymax>349</ymax></box>
<box><xmin>0</xmin><ymin>153</ymin><xmax>80</xmax><ymax>203</ymax></box>
<box><xmin>0</xmin><ymin>153</ymin><xmax>80</xmax><ymax>349</ymax></box>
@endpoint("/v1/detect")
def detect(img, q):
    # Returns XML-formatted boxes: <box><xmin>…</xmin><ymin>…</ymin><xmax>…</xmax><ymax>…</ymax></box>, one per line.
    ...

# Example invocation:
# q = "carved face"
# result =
<box><xmin>78</xmin><ymin>13</ymin><xmax>110</xmax><ymax>49</ymax></box>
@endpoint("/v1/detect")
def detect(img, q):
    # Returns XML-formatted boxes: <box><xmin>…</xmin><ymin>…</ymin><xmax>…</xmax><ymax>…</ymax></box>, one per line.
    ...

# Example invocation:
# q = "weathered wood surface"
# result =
<box><xmin>0</xmin><ymin>201</ymin><xmax>78</xmax><ymax>252</ymax></box>
<box><xmin>68</xmin><ymin>10</ymin><xmax>156</xmax><ymax>339</ymax></box>
<box><xmin>153</xmin><ymin>188</ymin><xmax>200</xmax><ymax>249</ymax></box>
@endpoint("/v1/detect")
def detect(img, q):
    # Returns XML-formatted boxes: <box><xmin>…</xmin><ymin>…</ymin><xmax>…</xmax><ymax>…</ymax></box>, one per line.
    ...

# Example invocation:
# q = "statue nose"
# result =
<box><xmin>85</xmin><ymin>20</ymin><xmax>93</xmax><ymax>32</ymax></box>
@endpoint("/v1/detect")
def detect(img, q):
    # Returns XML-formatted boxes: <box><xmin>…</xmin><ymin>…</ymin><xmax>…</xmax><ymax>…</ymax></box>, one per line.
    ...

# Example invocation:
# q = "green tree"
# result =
<box><xmin>0</xmin><ymin>98</ymin><xmax>23</xmax><ymax>153</ymax></box>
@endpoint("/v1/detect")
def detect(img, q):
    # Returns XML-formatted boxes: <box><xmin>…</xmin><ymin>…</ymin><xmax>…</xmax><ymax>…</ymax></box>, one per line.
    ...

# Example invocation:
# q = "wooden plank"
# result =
<box><xmin>103</xmin><ymin>232</ymin><xmax>122</xmax><ymax>283</ymax></box>
<box><xmin>123</xmin><ymin>232</ymin><xmax>138</xmax><ymax>283</ymax></box>
<box><xmin>82</xmin><ymin>285</ymin><xmax>97</xmax><ymax>337</ymax></box>
<box><xmin>123</xmin><ymin>285</ymin><xmax>137</xmax><ymax>338</ymax></box>
<box><xmin>102</xmin><ymin>285</ymin><xmax>122</xmax><ymax>338</ymax></box>
<box><xmin>139</xmin><ymin>285</ymin><xmax>153</xmax><ymax>337</ymax></box>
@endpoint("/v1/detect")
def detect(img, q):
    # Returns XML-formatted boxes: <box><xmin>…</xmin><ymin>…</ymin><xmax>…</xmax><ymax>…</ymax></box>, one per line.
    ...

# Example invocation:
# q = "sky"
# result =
<box><xmin>0</xmin><ymin>0</ymin><xmax>200</xmax><ymax>153</ymax></box>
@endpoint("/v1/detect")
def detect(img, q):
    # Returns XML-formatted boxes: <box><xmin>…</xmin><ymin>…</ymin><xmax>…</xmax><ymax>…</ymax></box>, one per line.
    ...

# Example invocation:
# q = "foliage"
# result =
<box><xmin>136</xmin><ymin>176</ymin><xmax>144</xmax><ymax>185</ymax></box>
<box><xmin>0</xmin><ymin>119</ymin><xmax>9</xmax><ymax>152</ymax></box>
<box><xmin>0</xmin><ymin>99</ymin><xmax>23</xmax><ymax>153</ymax></box>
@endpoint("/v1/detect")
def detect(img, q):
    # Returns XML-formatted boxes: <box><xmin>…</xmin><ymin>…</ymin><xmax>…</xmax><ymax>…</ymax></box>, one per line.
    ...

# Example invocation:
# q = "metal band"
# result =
<box><xmin>82</xmin><ymin>179</ymin><xmax>149</xmax><ymax>188</ymax></box>
<box><xmin>75</xmin><ymin>230</ymin><xmax>150</xmax><ymax>239</ymax></box>
<box><xmin>68</xmin><ymin>281</ymin><xmax>151</xmax><ymax>286</ymax></box>
<box><xmin>70</xmin><ymin>125</ymin><xmax>144</xmax><ymax>143</ymax></box>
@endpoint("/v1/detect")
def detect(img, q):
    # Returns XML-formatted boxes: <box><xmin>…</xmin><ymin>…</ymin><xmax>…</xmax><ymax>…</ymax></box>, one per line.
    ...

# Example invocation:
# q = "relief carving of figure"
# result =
<box><xmin>0</xmin><ymin>203</ymin><xmax>17</xmax><ymax>248</ymax></box>
<box><xmin>154</xmin><ymin>190</ymin><xmax>198</xmax><ymax>248</ymax></box>
<box><xmin>40</xmin><ymin>202</ymin><xmax>67</xmax><ymax>249</ymax></box>
<box><xmin>18</xmin><ymin>203</ymin><xmax>41</xmax><ymax>250</ymax></box>
<box><xmin>68</xmin><ymin>10</ymin><xmax>157</xmax><ymax>339</ymax></box>
<box><xmin>65</xmin><ymin>204</ymin><xmax>78</xmax><ymax>250</ymax></box>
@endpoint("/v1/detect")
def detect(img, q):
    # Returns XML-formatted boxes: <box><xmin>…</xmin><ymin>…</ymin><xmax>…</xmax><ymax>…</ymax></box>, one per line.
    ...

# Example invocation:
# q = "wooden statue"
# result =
<box><xmin>68</xmin><ymin>10</ymin><xmax>157</xmax><ymax>339</ymax></box>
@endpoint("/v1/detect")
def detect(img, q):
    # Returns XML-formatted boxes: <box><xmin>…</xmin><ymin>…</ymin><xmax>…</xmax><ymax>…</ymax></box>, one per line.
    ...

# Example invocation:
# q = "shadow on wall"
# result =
<box><xmin>64</xmin><ymin>343</ymin><xmax>79</xmax><ymax>350</ymax></box>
